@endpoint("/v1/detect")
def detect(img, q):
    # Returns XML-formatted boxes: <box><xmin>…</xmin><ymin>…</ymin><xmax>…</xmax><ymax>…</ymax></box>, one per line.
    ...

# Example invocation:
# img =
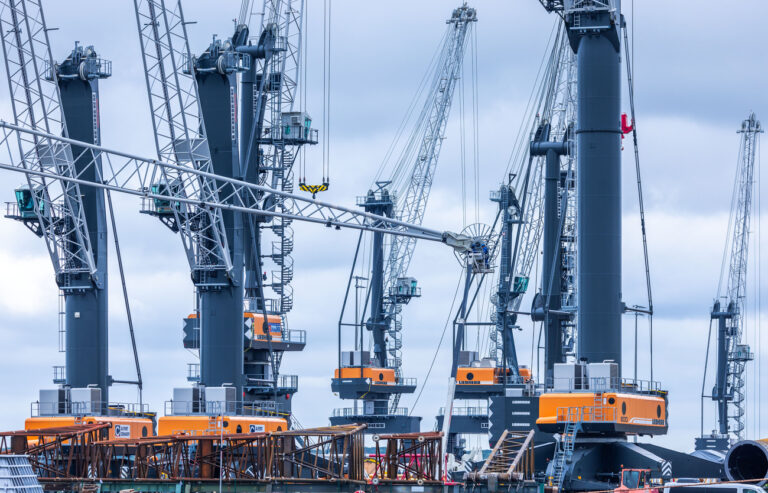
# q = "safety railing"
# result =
<box><xmin>52</xmin><ymin>365</ymin><xmax>66</xmax><ymax>384</ymax></box>
<box><xmin>438</xmin><ymin>405</ymin><xmax>488</xmax><ymax>417</ymax></box>
<box><xmin>44</xmin><ymin>56</ymin><xmax>112</xmax><ymax>81</ymax></box>
<box><xmin>243</xmin><ymin>297</ymin><xmax>282</xmax><ymax>313</ymax></box>
<box><xmin>181</xmin><ymin>50</ymin><xmax>250</xmax><ymax>75</ymax></box>
<box><xmin>556</xmin><ymin>405</ymin><xmax>617</xmax><ymax>423</ymax></box>
<box><xmin>245</xmin><ymin>374</ymin><xmax>298</xmax><ymax>391</ymax></box>
<box><xmin>388</xmin><ymin>284</ymin><xmax>422</xmax><ymax>298</ymax></box>
<box><xmin>186</xmin><ymin>363</ymin><xmax>200</xmax><ymax>381</ymax></box>
<box><xmin>388</xmin><ymin>376</ymin><xmax>416</xmax><ymax>387</ymax></box>
<box><xmin>31</xmin><ymin>400</ymin><xmax>151</xmax><ymax>417</ymax></box>
<box><xmin>548</xmin><ymin>376</ymin><xmax>662</xmax><ymax>393</ymax></box>
<box><xmin>261</xmin><ymin>124</ymin><xmax>319</xmax><ymax>145</ymax></box>
<box><xmin>332</xmin><ymin>407</ymin><xmax>410</xmax><ymax>418</ymax></box>
<box><xmin>250</xmin><ymin>328</ymin><xmax>306</xmax><ymax>344</ymax></box>
<box><xmin>4</xmin><ymin>201</ymin><xmax>19</xmax><ymax>217</ymax></box>
<box><xmin>166</xmin><ymin>399</ymin><xmax>284</xmax><ymax>417</ymax></box>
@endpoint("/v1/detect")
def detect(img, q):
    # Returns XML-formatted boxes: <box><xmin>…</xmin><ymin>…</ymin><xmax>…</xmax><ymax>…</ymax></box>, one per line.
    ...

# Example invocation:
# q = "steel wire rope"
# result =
<box><xmin>459</xmin><ymin>64</ymin><xmax>467</xmax><ymax>227</ymax></box>
<box><xmin>299</xmin><ymin>0</ymin><xmax>308</xmax><ymax>183</ymax></box>
<box><xmin>503</xmin><ymin>21</ymin><xmax>559</xmax><ymax>179</ymax></box>
<box><xmin>471</xmin><ymin>25</ymin><xmax>480</xmax><ymax>225</ymax></box>
<box><xmin>321</xmin><ymin>0</ymin><xmax>331</xmax><ymax>184</ymax></box>
<box><xmin>105</xmin><ymin>190</ymin><xmax>143</xmax><ymax>406</ymax></box>
<box><xmin>758</xmin><ymin>134</ymin><xmax>762</xmax><ymax>437</ymax></box>
<box><xmin>372</xmin><ymin>29</ymin><xmax>449</xmax><ymax>186</ymax></box>
<box><xmin>718</xmin><ymin>135</ymin><xmax>744</xmax><ymax>298</ymax></box>
<box><xmin>623</xmin><ymin>21</ymin><xmax>656</xmax><ymax>380</ymax></box>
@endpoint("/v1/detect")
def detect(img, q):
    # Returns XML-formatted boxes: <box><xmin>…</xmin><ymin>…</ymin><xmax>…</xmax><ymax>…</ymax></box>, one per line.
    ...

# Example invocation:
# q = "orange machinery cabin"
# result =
<box><xmin>536</xmin><ymin>392</ymin><xmax>667</xmax><ymax>435</ymax></box>
<box><xmin>25</xmin><ymin>415</ymin><xmax>154</xmax><ymax>441</ymax></box>
<box><xmin>334</xmin><ymin>367</ymin><xmax>396</xmax><ymax>384</ymax></box>
<box><xmin>188</xmin><ymin>312</ymin><xmax>283</xmax><ymax>341</ymax></box>
<box><xmin>455</xmin><ymin>365</ymin><xmax>531</xmax><ymax>385</ymax></box>
<box><xmin>157</xmin><ymin>415</ymin><xmax>287</xmax><ymax>436</ymax></box>
<box><xmin>456</xmin><ymin>366</ymin><xmax>511</xmax><ymax>385</ymax></box>
<box><xmin>244</xmin><ymin>312</ymin><xmax>283</xmax><ymax>341</ymax></box>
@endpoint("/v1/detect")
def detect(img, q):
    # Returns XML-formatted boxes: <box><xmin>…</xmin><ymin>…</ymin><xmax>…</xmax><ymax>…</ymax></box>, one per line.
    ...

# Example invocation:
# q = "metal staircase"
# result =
<box><xmin>551</xmin><ymin>420</ymin><xmax>580</xmax><ymax>490</ymax></box>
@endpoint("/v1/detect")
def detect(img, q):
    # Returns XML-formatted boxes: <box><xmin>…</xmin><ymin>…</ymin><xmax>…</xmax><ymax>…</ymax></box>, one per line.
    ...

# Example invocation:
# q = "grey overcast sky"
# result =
<box><xmin>0</xmin><ymin>0</ymin><xmax>767</xmax><ymax>452</ymax></box>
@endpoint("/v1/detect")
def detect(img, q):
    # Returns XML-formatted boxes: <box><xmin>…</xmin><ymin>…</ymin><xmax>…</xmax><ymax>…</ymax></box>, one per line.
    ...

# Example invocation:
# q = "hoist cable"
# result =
<box><xmin>105</xmin><ymin>190</ymin><xmax>143</xmax><ymax>406</ymax></box>
<box><xmin>372</xmin><ymin>30</ymin><xmax>449</xmax><ymax>185</ymax></box>
<box><xmin>623</xmin><ymin>23</ymin><xmax>655</xmax><ymax>382</ymax></box>
<box><xmin>321</xmin><ymin>0</ymin><xmax>332</xmax><ymax>183</ymax></box>
<box><xmin>471</xmin><ymin>25</ymin><xmax>480</xmax><ymax>225</ymax></box>
<box><xmin>459</xmin><ymin>67</ymin><xmax>467</xmax><ymax>227</ymax></box>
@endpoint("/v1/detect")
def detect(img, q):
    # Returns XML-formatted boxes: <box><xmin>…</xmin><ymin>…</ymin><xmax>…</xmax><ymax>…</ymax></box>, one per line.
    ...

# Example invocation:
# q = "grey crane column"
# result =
<box><xmin>363</xmin><ymin>188</ymin><xmax>394</xmax><ymax>370</ymax></box>
<box><xmin>711</xmin><ymin>301</ymin><xmax>733</xmax><ymax>436</ymax></box>
<box><xmin>567</xmin><ymin>7</ymin><xmax>623</xmax><ymax>371</ymax></box>
<box><xmin>363</xmin><ymin>188</ymin><xmax>394</xmax><ymax>416</ymax></box>
<box><xmin>194</xmin><ymin>46</ymin><xmax>245</xmax><ymax>394</ymax></box>
<box><xmin>237</xmin><ymin>25</ymin><xmax>273</xmax><ymax>304</ymax></box>
<box><xmin>56</xmin><ymin>45</ymin><xmax>111</xmax><ymax>403</ymax></box>
<box><xmin>531</xmin><ymin>124</ymin><xmax>569</xmax><ymax>383</ymax></box>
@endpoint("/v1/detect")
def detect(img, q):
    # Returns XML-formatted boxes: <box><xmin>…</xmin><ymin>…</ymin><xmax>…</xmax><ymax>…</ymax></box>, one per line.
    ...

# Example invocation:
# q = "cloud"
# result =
<box><xmin>0</xmin><ymin>0</ymin><xmax>767</xmax><ymax>455</ymax></box>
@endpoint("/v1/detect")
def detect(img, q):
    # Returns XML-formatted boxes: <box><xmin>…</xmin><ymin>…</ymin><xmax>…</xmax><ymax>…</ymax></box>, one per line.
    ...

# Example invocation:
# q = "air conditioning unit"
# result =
<box><xmin>553</xmin><ymin>362</ymin><xmax>587</xmax><ymax>391</ymax></box>
<box><xmin>70</xmin><ymin>387</ymin><xmax>101</xmax><ymax>414</ymax></box>
<box><xmin>38</xmin><ymin>389</ymin><xmax>66</xmax><ymax>416</ymax></box>
<box><xmin>341</xmin><ymin>351</ymin><xmax>371</xmax><ymax>367</ymax></box>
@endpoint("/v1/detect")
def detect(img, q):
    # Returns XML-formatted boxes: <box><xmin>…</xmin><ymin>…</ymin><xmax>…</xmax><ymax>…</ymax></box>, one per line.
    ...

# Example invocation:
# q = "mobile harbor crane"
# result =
<box><xmin>437</xmin><ymin>23</ymin><xmax>579</xmax><ymax>455</ymax></box>
<box><xmin>331</xmin><ymin>3</ymin><xmax>476</xmax><ymax>434</ymax></box>
<box><xmin>237</xmin><ymin>0</ymin><xmax>314</xmax><ymax>412</ymax></box>
<box><xmin>0</xmin><ymin>0</ymin><xmax>151</xmax><ymax>439</ymax></box>
<box><xmin>133</xmin><ymin>0</ymin><xmax>315</xmax><ymax>435</ymax></box>
<box><xmin>0</xmin><ymin>119</ymin><xmax>481</xmax><ymax>437</ymax></box>
<box><xmin>529</xmin><ymin>1</ymin><xmax>723</xmax><ymax>489</ymax></box>
<box><xmin>697</xmin><ymin>114</ymin><xmax>762</xmax><ymax>452</ymax></box>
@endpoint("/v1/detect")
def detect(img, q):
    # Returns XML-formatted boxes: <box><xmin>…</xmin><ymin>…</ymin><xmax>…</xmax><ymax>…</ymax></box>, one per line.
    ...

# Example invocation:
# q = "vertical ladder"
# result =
<box><xmin>57</xmin><ymin>290</ymin><xmax>65</xmax><ymax>352</ymax></box>
<box><xmin>593</xmin><ymin>392</ymin><xmax>604</xmax><ymax>421</ymax></box>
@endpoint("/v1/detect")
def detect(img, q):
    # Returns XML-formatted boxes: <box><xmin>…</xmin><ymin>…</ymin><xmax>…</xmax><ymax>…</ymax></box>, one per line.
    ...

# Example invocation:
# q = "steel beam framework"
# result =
<box><xmin>0</xmin><ymin>123</ymin><xmax>450</xmax><ymax>244</ymax></box>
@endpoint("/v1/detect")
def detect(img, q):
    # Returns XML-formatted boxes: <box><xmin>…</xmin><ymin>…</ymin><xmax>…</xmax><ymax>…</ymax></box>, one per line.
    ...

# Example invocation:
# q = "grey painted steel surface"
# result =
<box><xmin>701</xmin><ymin>114</ymin><xmax>761</xmax><ymax>445</ymax></box>
<box><xmin>195</xmin><ymin>47</ymin><xmax>245</xmax><ymax>393</ymax></box>
<box><xmin>712</xmin><ymin>301</ymin><xmax>732</xmax><ymax>436</ymax></box>
<box><xmin>56</xmin><ymin>47</ymin><xmax>110</xmax><ymax>402</ymax></box>
<box><xmin>492</xmin><ymin>184</ymin><xmax>521</xmax><ymax>375</ymax></box>
<box><xmin>530</xmin><ymin>125</ymin><xmax>569</xmax><ymax>383</ymax></box>
<box><xmin>238</xmin><ymin>25</ymin><xmax>269</xmax><ymax>307</ymax></box>
<box><xmin>570</xmin><ymin>10</ymin><xmax>623</xmax><ymax>371</ymax></box>
<box><xmin>363</xmin><ymin>189</ymin><xmax>394</xmax><ymax>369</ymax></box>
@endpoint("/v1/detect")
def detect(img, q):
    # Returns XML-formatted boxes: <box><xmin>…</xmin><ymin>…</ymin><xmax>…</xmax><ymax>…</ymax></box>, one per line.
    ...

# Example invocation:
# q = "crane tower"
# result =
<box><xmin>697</xmin><ymin>113</ymin><xmax>762</xmax><ymax>451</ymax></box>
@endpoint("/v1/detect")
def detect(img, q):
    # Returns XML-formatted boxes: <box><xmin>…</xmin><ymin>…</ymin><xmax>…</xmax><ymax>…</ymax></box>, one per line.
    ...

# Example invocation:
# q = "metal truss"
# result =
<box><xmin>490</xmin><ymin>25</ymin><xmax>577</xmax><ymax>364</ymax></box>
<box><xmin>379</xmin><ymin>4</ymin><xmax>476</xmax><ymax>412</ymax></box>
<box><xmin>369</xmin><ymin>431</ymin><xmax>444</xmax><ymax>484</ymax></box>
<box><xmin>0</xmin><ymin>0</ymin><xmax>97</xmax><ymax>288</ymax></box>
<box><xmin>0</xmin><ymin>123</ymin><xmax>453</xmax><ymax>245</ymax></box>
<box><xmin>5</xmin><ymin>424</ymin><xmax>366</xmax><ymax>482</ymax></box>
<box><xmin>133</xmin><ymin>0</ymin><xmax>233</xmax><ymax>282</ymax></box>
<box><xmin>721</xmin><ymin>114</ymin><xmax>762</xmax><ymax>440</ymax></box>
<box><xmin>238</xmin><ymin>0</ymin><xmax>308</xmax><ymax>314</ymax></box>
